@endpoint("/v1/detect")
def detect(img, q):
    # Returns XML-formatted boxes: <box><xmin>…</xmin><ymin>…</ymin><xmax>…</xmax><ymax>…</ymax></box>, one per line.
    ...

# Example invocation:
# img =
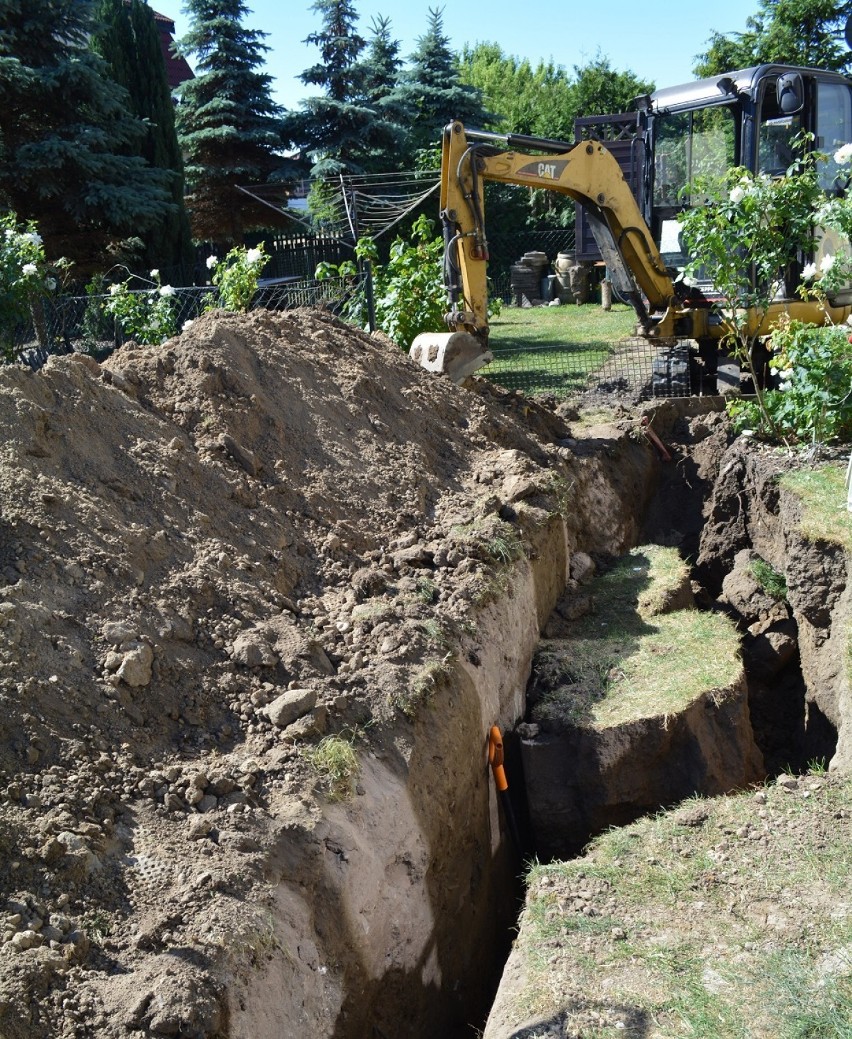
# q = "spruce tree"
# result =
<box><xmin>92</xmin><ymin>0</ymin><xmax>194</xmax><ymax>278</ymax></box>
<box><xmin>0</xmin><ymin>0</ymin><xmax>173</xmax><ymax>270</ymax></box>
<box><xmin>287</xmin><ymin>0</ymin><xmax>396</xmax><ymax>175</ymax></box>
<box><xmin>395</xmin><ymin>7</ymin><xmax>488</xmax><ymax>159</ymax></box>
<box><xmin>175</xmin><ymin>0</ymin><xmax>287</xmax><ymax>245</ymax></box>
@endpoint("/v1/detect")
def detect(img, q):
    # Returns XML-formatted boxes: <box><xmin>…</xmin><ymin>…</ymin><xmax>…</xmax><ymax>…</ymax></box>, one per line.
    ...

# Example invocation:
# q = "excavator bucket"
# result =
<box><xmin>409</xmin><ymin>331</ymin><xmax>493</xmax><ymax>385</ymax></box>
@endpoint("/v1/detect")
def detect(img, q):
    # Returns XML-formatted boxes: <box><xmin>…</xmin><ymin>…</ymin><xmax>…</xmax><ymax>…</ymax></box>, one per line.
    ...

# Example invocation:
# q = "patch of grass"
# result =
<box><xmin>750</xmin><ymin>557</ymin><xmax>788</xmax><ymax>600</ymax></box>
<box><xmin>415</xmin><ymin>577</ymin><xmax>439</xmax><ymax>604</ymax></box>
<box><xmin>532</xmin><ymin>547</ymin><xmax>741</xmax><ymax>729</ymax></box>
<box><xmin>512</xmin><ymin>776</ymin><xmax>852</xmax><ymax>1037</ymax></box>
<box><xmin>392</xmin><ymin>658</ymin><xmax>453</xmax><ymax>718</ymax></box>
<box><xmin>303</xmin><ymin>732</ymin><xmax>360</xmax><ymax>801</ymax></box>
<box><xmin>782</xmin><ymin>464</ymin><xmax>852</xmax><ymax>551</ymax></box>
<box><xmin>487</xmin><ymin>305</ymin><xmax>638</xmax><ymax>395</ymax></box>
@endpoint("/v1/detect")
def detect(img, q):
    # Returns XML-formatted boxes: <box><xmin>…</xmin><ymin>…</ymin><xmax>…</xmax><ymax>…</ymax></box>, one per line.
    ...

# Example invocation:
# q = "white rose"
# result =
<box><xmin>820</xmin><ymin>253</ymin><xmax>835</xmax><ymax>273</ymax></box>
<box><xmin>729</xmin><ymin>185</ymin><xmax>746</xmax><ymax>204</ymax></box>
<box><xmin>245</xmin><ymin>247</ymin><xmax>262</xmax><ymax>264</ymax></box>
<box><xmin>150</xmin><ymin>268</ymin><xmax>159</xmax><ymax>279</ymax></box>
<box><xmin>801</xmin><ymin>261</ymin><xmax>818</xmax><ymax>280</ymax></box>
<box><xmin>21</xmin><ymin>262</ymin><xmax>37</xmax><ymax>275</ymax></box>
<box><xmin>206</xmin><ymin>255</ymin><xmax>218</xmax><ymax>269</ymax></box>
<box><xmin>159</xmin><ymin>284</ymin><xmax>175</xmax><ymax>297</ymax></box>
<box><xmin>834</xmin><ymin>142</ymin><xmax>852</xmax><ymax>164</ymax></box>
<box><xmin>22</xmin><ymin>232</ymin><xmax>42</xmax><ymax>247</ymax></box>
<box><xmin>109</xmin><ymin>283</ymin><xmax>122</xmax><ymax>295</ymax></box>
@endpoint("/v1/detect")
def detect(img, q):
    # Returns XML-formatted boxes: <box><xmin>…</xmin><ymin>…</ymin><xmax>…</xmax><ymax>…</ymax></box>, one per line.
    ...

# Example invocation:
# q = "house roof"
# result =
<box><xmin>147</xmin><ymin>5</ymin><xmax>195</xmax><ymax>91</ymax></box>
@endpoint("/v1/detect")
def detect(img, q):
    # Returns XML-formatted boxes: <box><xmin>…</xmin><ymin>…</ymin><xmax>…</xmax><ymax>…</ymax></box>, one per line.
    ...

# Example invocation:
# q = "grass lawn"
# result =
<box><xmin>486</xmin><ymin>302</ymin><xmax>637</xmax><ymax>396</ymax></box>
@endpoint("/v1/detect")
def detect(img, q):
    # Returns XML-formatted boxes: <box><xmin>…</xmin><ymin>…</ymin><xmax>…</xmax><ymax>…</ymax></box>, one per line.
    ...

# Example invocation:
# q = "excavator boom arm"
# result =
<box><xmin>439</xmin><ymin>121</ymin><xmax>677</xmax><ymax>337</ymax></box>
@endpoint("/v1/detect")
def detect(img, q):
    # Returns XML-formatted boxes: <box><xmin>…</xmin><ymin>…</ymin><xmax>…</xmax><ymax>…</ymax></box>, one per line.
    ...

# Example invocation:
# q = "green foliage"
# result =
<box><xmin>0</xmin><ymin>215</ymin><xmax>68</xmax><ymax>361</ymax></box>
<box><xmin>678</xmin><ymin>141</ymin><xmax>828</xmax><ymax>437</ymax></box>
<box><xmin>104</xmin><ymin>269</ymin><xmax>178</xmax><ymax>345</ymax></box>
<box><xmin>0</xmin><ymin>0</ymin><xmax>172</xmax><ymax>270</ymax></box>
<box><xmin>303</xmin><ymin>731</ymin><xmax>361</xmax><ymax>801</ymax></box>
<box><xmin>91</xmin><ymin>0</ymin><xmax>193</xmax><ymax>275</ymax></box>
<box><xmin>750</xmin><ymin>558</ymin><xmax>788</xmax><ymax>600</ymax></box>
<box><xmin>393</xmin><ymin>7</ymin><xmax>489</xmax><ymax>158</ymax></box>
<box><xmin>207</xmin><ymin>243</ymin><xmax>268</xmax><ymax>312</ymax></box>
<box><xmin>175</xmin><ymin>0</ymin><xmax>286</xmax><ymax>244</ymax></box>
<box><xmin>729</xmin><ymin>320</ymin><xmax>852</xmax><ymax>444</ymax></box>
<box><xmin>316</xmin><ymin>214</ymin><xmax>445</xmax><ymax>348</ymax></box>
<box><xmin>694</xmin><ymin>0</ymin><xmax>852</xmax><ymax>77</ymax></box>
<box><xmin>287</xmin><ymin>0</ymin><xmax>403</xmax><ymax>174</ymax></box>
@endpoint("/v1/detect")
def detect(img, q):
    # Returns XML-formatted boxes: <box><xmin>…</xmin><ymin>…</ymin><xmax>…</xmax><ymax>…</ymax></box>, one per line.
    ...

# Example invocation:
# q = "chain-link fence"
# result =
<box><xmin>5</xmin><ymin>276</ymin><xmax>362</xmax><ymax>368</ymax></box>
<box><xmin>486</xmin><ymin>335</ymin><xmax>704</xmax><ymax>401</ymax></box>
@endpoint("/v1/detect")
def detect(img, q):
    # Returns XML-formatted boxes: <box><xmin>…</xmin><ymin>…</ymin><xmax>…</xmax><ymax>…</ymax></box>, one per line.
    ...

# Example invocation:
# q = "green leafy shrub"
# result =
<box><xmin>317</xmin><ymin>214</ymin><xmax>446</xmax><ymax>348</ymax></box>
<box><xmin>728</xmin><ymin>319</ymin><xmax>852</xmax><ymax>445</ymax></box>
<box><xmin>104</xmin><ymin>268</ymin><xmax>178</xmax><ymax>345</ymax></box>
<box><xmin>206</xmin><ymin>243</ymin><xmax>267</xmax><ymax>313</ymax></box>
<box><xmin>0</xmin><ymin>213</ymin><xmax>69</xmax><ymax>361</ymax></box>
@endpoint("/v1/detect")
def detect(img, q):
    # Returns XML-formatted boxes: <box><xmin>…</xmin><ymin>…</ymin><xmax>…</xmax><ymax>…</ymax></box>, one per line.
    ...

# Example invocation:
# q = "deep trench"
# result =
<box><xmin>458</xmin><ymin>432</ymin><xmax>840</xmax><ymax>1039</ymax></box>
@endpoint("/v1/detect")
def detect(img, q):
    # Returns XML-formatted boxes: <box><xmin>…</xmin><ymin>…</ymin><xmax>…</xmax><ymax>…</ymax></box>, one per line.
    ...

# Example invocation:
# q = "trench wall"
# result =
<box><xmin>226</xmin><ymin>430</ymin><xmax>657</xmax><ymax>1038</ymax></box>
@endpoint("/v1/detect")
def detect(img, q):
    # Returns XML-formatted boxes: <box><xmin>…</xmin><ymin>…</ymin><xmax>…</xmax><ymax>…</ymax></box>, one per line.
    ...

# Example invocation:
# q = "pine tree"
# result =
<box><xmin>395</xmin><ymin>7</ymin><xmax>489</xmax><ymax>160</ymax></box>
<box><xmin>175</xmin><ymin>0</ymin><xmax>287</xmax><ymax>245</ymax></box>
<box><xmin>92</xmin><ymin>0</ymin><xmax>194</xmax><ymax>278</ymax></box>
<box><xmin>0</xmin><ymin>0</ymin><xmax>173</xmax><ymax>270</ymax></box>
<box><xmin>287</xmin><ymin>0</ymin><xmax>397</xmax><ymax>175</ymax></box>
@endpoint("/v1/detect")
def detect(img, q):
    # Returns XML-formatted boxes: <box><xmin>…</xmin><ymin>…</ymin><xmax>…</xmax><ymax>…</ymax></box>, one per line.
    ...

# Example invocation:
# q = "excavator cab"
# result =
<box><xmin>588</xmin><ymin>65</ymin><xmax>852</xmax><ymax>297</ymax></box>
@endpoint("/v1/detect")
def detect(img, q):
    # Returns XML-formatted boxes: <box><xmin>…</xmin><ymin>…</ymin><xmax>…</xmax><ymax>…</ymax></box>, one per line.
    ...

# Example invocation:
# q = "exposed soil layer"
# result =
<box><xmin>1</xmin><ymin>306</ymin><xmax>848</xmax><ymax>1038</ymax></box>
<box><xmin>0</xmin><ymin>308</ymin><xmax>687</xmax><ymax>1039</ymax></box>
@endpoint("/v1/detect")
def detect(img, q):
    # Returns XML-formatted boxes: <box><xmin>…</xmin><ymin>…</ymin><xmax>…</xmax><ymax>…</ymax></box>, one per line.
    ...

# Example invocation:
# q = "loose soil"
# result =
<box><xmin>0</xmin><ymin>307</ymin><xmax>849</xmax><ymax>1039</ymax></box>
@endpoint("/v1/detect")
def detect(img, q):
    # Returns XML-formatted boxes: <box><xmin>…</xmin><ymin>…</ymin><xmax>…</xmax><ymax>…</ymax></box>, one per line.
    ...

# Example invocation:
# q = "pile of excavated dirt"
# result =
<box><xmin>0</xmin><ymin>307</ymin><xmax>617</xmax><ymax>1038</ymax></box>
<box><xmin>3</xmin><ymin>303</ymin><xmax>848</xmax><ymax>1039</ymax></box>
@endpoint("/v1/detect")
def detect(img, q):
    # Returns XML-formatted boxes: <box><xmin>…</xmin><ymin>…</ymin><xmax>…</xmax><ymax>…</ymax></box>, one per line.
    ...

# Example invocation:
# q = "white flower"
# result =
<box><xmin>159</xmin><ymin>284</ymin><xmax>175</xmax><ymax>297</ymax></box>
<box><xmin>206</xmin><ymin>255</ymin><xmax>218</xmax><ymax>269</ymax></box>
<box><xmin>780</xmin><ymin>367</ymin><xmax>794</xmax><ymax>381</ymax></box>
<box><xmin>245</xmin><ymin>247</ymin><xmax>262</xmax><ymax>264</ymax></box>
<box><xmin>4</xmin><ymin>229</ymin><xmax>13</xmax><ymax>239</ymax></box>
<box><xmin>729</xmin><ymin>185</ymin><xmax>746</xmax><ymax>204</ymax></box>
<box><xmin>21</xmin><ymin>262</ymin><xmax>37</xmax><ymax>275</ymax></box>
<box><xmin>835</xmin><ymin>142</ymin><xmax>852</xmax><ymax>165</ymax></box>
<box><xmin>150</xmin><ymin>268</ymin><xmax>160</xmax><ymax>279</ymax></box>
<box><xmin>45</xmin><ymin>277</ymin><xmax>56</xmax><ymax>291</ymax></box>
<box><xmin>779</xmin><ymin>380</ymin><xmax>791</xmax><ymax>391</ymax></box>
<box><xmin>22</xmin><ymin>232</ymin><xmax>42</xmax><ymax>247</ymax></box>
<box><xmin>801</xmin><ymin>261</ymin><xmax>818</xmax><ymax>280</ymax></box>
<box><xmin>820</xmin><ymin>253</ymin><xmax>835</xmax><ymax>273</ymax></box>
<box><xmin>182</xmin><ymin>319</ymin><xmax>194</xmax><ymax>332</ymax></box>
<box><xmin>109</xmin><ymin>283</ymin><xmax>122</xmax><ymax>295</ymax></box>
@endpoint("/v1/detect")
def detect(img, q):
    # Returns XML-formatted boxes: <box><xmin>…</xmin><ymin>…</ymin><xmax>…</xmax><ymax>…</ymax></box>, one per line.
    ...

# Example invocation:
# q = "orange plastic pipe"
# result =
<box><xmin>488</xmin><ymin>725</ymin><xmax>509</xmax><ymax>792</ymax></box>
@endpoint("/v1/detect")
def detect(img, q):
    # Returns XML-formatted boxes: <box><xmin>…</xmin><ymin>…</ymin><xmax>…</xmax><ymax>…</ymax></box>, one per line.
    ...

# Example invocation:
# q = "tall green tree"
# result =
<box><xmin>287</xmin><ymin>0</ymin><xmax>401</xmax><ymax>175</ymax></box>
<box><xmin>175</xmin><ymin>0</ymin><xmax>287</xmax><ymax>245</ymax></box>
<box><xmin>394</xmin><ymin>7</ymin><xmax>489</xmax><ymax>160</ymax></box>
<box><xmin>92</xmin><ymin>0</ymin><xmax>194</xmax><ymax>277</ymax></box>
<box><xmin>694</xmin><ymin>0</ymin><xmax>852</xmax><ymax>76</ymax></box>
<box><xmin>459</xmin><ymin>43</ymin><xmax>574</xmax><ymax>139</ymax></box>
<box><xmin>0</xmin><ymin>0</ymin><xmax>172</xmax><ymax>270</ymax></box>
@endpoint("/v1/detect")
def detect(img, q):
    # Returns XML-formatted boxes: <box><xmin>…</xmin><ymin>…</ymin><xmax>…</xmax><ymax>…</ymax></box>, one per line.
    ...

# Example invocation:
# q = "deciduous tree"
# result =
<box><xmin>694</xmin><ymin>0</ymin><xmax>852</xmax><ymax>76</ymax></box>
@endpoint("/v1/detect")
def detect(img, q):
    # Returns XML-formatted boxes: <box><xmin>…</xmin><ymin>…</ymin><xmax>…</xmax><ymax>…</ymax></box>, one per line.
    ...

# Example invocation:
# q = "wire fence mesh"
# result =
<box><xmin>6</xmin><ymin>269</ymin><xmax>701</xmax><ymax>402</ymax></box>
<box><xmin>5</xmin><ymin>276</ymin><xmax>362</xmax><ymax>368</ymax></box>
<box><xmin>486</xmin><ymin>334</ymin><xmax>702</xmax><ymax>401</ymax></box>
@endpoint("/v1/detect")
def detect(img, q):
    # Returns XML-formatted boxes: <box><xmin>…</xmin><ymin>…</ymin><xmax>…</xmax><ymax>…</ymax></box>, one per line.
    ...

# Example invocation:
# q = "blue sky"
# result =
<box><xmin>163</xmin><ymin>0</ymin><xmax>755</xmax><ymax>111</ymax></box>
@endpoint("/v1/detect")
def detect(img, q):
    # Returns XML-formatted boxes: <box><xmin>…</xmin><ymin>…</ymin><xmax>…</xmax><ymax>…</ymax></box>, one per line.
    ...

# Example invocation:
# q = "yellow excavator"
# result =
<box><xmin>411</xmin><ymin>65</ymin><xmax>852</xmax><ymax>386</ymax></box>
